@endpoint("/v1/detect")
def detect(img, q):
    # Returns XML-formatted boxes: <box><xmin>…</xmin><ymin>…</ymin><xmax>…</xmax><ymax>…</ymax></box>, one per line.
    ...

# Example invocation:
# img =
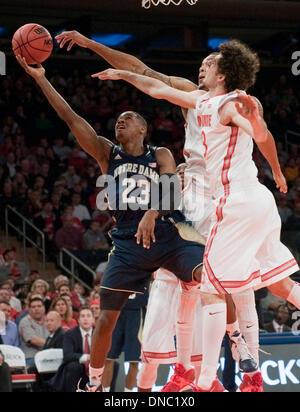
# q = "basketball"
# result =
<box><xmin>12</xmin><ymin>23</ymin><xmax>53</xmax><ymax>64</ymax></box>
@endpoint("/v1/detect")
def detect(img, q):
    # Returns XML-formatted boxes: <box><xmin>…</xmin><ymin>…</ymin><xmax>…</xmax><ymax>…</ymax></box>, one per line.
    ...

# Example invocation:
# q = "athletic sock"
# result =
<box><xmin>287</xmin><ymin>283</ymin><xmax>300</xmax><ymax>310</ymax></box>
<box><xmin>89</xmin><ymin>366</ymin><xmax>104</xmax><ymax>387</ymax></box>
<box><xmin>197</xmin><ymin>302</ymin><xmax>227</xmax><ymax>390</ymax></box>
<box><xmin>232</xmin><ymin>290</ymin><xmax>259</xmax><ymax>364</ymax></box>
<box><xmin>176</xmin><ymin>287</ymin><xmax>199</xmax><ymax>371</ymax></box>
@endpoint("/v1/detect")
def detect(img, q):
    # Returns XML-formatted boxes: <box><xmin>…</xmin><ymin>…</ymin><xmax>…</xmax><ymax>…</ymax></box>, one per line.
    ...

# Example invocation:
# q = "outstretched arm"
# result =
<box><xmin>55</xmin><ymin>30</ymin><xmax>198</xmax><ymax>92</ymax></box>
<box><xmin>253</xmin><ymin>97</ymin><xmax>287</xmax><ymax>193</ymax></box>
<box><xmin>92</xmin><ymin>68</ymin><xmax>202</xmax><ymax>109</ymax></box>
<box><xmin>16</xmin><ymin>56</ymin><xmax>112</xmax><ymax>173</ymax></box>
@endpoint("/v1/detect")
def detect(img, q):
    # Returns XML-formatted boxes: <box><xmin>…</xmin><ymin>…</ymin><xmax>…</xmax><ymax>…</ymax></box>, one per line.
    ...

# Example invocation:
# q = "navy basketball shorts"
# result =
<box><xmin>101</xmin><ymin>220</ymin><xmax>205</xmax><ymax>294</ymax></box>
<box><xmin>107</xmin><ymin>308</ymin><xmax>143</xmax><ymax>362</ymax></box>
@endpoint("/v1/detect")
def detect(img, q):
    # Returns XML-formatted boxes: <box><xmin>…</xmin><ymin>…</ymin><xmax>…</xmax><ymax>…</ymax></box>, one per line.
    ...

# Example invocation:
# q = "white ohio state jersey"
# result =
<box><xmin>183</xmin><ymin>108</ymin><xmax>211</xmax><ymax>197</ymax></box>
<box><xmin>195</xmin><ymin>90</ymin><xmax>259</xmax><ymax>198</ymax></box>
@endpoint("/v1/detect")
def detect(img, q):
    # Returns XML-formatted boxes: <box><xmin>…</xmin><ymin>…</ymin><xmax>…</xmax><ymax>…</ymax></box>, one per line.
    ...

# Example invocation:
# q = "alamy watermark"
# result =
<box><xmin>291</xmin><ymin>51</ymin><xmax>300</xmax><ymax>76</ymax></box>
<box><xmin>292</xmin><ymin>311</ymin><xmax>300</xmax><ymax>336</ymax></box>
<box><xmin>95</xmin><ymin>173</ymin><xmax>205</xmax><ymax>221</ymax></box>
<box><xmin>0</xmin><ymin>51</ymin><xmax>6</xmax><ymax>76</ymax></box>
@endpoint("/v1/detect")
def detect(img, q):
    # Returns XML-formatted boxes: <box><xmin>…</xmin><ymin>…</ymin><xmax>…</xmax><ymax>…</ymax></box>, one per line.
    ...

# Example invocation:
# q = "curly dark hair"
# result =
<box><xmin>217</xmin><ymin>40</ymin><xmax>260</xmax><ymax>92</ymax></box>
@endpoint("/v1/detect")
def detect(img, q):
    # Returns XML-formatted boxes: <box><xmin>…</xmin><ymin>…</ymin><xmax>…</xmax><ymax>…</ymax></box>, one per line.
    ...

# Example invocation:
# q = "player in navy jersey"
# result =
<box><xmin>16</xmin><ymin>56</ymin><xmax>206</xmax><ymax>392</ymax></box>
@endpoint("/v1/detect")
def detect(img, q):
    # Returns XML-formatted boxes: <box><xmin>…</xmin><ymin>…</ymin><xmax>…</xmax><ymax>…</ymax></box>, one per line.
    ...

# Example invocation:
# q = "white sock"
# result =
<box><xmin>197</xmin><ymin>302</ymin><xmax>227</xmax><ymax>390</ymax></box>
<box><xmin>176</xmin><ymin>288</ymin><xmax>198</xmax><ymax>370</ymax></box>
<box><xmin>89</xmin><ymin>366</ymin><xmax>104</xmax><ymax>387</ymax></box>
<box><xmin>103</xmin><ymin>386</ymin><xmax>110</xmax><ymax>392</ymax></box>
<box><xmin>287</xmin><ymin>283</ymin><xmax>300</xmax><ymax>310</ymax></box>
<box><xmin>124</xmin><ymin>387</ymin><xmax>133</xmax><ymax>392</ymax></box>
<box><xmin>232</xmin><ymin>290</ymin><xmax>259</xmax><ymax>364</ymax></box>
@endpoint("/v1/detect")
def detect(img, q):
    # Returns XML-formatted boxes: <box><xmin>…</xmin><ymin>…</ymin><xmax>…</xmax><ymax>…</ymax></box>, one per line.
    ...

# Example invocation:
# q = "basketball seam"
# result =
<box><xmin>13</xmin><ymin>34</ymin><xmax>53</xmax><ymax>52</ymax></box>
<box><xmin>19</xmin><ymin>26</ymin><xmax>37</xmax><ymax>63</ymax></box>
<box><xmin>12</xmin><ymin>36</ymin><xmax>22</xmax><ymax>52</ymax></box>
<box><xmin>26</xmin><ymin>24</ymin><xmax>52</xmax><ymax>52</ymax></box>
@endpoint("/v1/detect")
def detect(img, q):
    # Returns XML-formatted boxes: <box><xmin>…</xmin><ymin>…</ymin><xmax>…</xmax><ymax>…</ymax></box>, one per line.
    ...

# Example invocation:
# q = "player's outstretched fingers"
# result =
<box><xmin>135</xmin><ymin>230</ymin><xmax>142</xmax><ymax>245</ymax></box>
<box><xmin>141</xmin><ymin>228</ymin><xmax>151</xmax><ymax>249</ymax></box>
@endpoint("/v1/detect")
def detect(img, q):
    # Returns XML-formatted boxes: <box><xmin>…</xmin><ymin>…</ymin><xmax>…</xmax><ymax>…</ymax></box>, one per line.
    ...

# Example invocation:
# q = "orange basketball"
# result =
<box><xmin>12</xmin><ymin>23</ymin><xmax>53</xmax><ymax>64</ymax></box>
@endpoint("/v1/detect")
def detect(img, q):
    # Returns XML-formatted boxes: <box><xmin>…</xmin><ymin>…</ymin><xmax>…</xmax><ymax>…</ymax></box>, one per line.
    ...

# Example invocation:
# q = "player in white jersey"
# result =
<box><xmin>56</xmin><ymin>33</ymin><xmax>261</xmax><ymax>392</ymax></box>
<box><xmin>93</xmin><ymin>39</ymin><xmax>300</xmax><ymax>391</ymax></box>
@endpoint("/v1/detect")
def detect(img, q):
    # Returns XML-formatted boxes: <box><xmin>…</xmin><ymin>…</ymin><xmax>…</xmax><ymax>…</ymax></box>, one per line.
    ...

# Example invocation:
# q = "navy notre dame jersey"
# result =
<box><xmin>100</xmin><ymin>143</ymin><xmax>206</xmax><ymax>296</ymax></box>
<box><xmin>106</xmin><ymin>144</ymin><xmax>160</xmax><ymax>227</ymax></box>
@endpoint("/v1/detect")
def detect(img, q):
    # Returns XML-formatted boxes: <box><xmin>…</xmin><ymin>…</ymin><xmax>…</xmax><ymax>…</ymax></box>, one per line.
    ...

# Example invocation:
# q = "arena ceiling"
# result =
<box><xmin>1</xmin><ymin>0</ymin><xmax>300</xmax><ymax>50</ymax></box>
<box><xmin>2</xmin><ymin>0</ymin><xmax>300</xmax><ymax>25</ymax></box>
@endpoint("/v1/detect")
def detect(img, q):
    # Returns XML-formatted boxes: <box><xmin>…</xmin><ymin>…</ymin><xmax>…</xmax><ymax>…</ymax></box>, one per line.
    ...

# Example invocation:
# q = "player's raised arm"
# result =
<box><xmin>15</xmin><ymin>55</ymin><xmax>112</xmax><ymax>173</ymax></box>
<box><xmin>92</xmin><ymin>68</ymin><xmax>202</xmax><ymax>109</ymax></box>
<box><xmin>219</xmin><ymin>91</ymin><xmax>268</xmax><ymax>143</ymax></box>
<box><xmin>251</xmin><ymin>97</ymin><xmax>287</xmax><ymax>194</ymax></box>
<box><xmin>55</xmin><ymin>30</ymin><xmax>198</xmax><ymax>92</ymax></box>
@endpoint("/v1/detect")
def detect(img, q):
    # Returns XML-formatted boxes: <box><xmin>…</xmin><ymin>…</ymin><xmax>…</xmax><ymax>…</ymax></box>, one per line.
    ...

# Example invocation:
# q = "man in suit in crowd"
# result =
<box><xmin>50</xmin><ymin>306</ymin><xmax>94</xmax><ymax>392</ymax></box>
<box><xmin>32</xmin><ymin>311</ymin><xmax>65</xmax><ymax>391</ymax></box>
<box><xmin>264</xmin><ymin>304</ymin><xmax>292</xmax><ymax>333</ymax></box>
<box><xmin>44</xmin><ymin>311</ymin><xmax>65</xmax><ymax>349</ymax></box>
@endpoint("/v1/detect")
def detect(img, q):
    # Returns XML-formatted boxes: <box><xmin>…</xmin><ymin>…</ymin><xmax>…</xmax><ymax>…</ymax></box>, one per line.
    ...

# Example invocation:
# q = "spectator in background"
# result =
<box><xmin>52</xmin><ymin>137</ymin><xmax>72</xmax><ymax>162</ymax></box>
<box><xmin>0</xmin><ymin>301</ymin><xmax>20</xmax><ymax>347</ymax></box>
<box><xmin>55</xmin><ymin>213</ymin><xmax>87</xmax><ymax>252</ymax></box>
<box><xmin>26</xmin><ymin>269</ymin><xmax>41</xmax><ymax>284</ymax></box>
<box><xmin>0</xmin><ymin>349</ymin><xmax>12</xmax><ymax>393</ymax></box>
<box><xmin>30</xmin><ymin>279</ymin><xmax>52</xmax><ymax>313</ymax></box>
<box><xmin>19</xmin><ymin>297</ymin><xmax>49</xmax><ymax>367</ymax></box>
<box><xmin>52</xmin><ymin>275</ymin><xmax>70</xmax><ymax>299</ymax></box>
<box><xmin>57</xmin><ymin>283</ymin><xmax>82</xmax><ymax>311</ymax></box>
<box><xmin>50</xmin><ymin>306</ymin><xmax>94</xmax><ymax>392</ymax></box>
<box><xmin>34</xmin><ymin>311</ymin><xmax>65</xmax><ymax>392</ymax></box>
<box><xmin>0</xmin><ymin>247</ymin><xmax>30</xmax><ymax>284</ymax></box>
<box><xmin>60</xmin><ymin>293</ymin><xmax>79</xmax><ymax>323</ymax></box>
<box><xmin>73</xmin><ymin>282</ymin><xmax>87</xmax><ymax>308</ymax></box>
<box><xmin>44</xmin><ymin>311</ymin><xmax>65</xmax><ymax>350</ymax></box>
<box><xmin>61</xmin><ymin>207</ymin><xmax>86</xmax><ymax>233</ymax></box>
<box><xmin>71</xmin><ymin>193</ymin><xmax>91</xmax><ymax>222</ymax></box>
<box><xmin>62</xmin><ymin>165</ymin><xmax>80</xmax><ymax>190</ymax></box>
<box><xmin>89</xmin><ymin>300</ymin><xmax>100</xmax><ymax>324</ymax></box>
<box><xmin>0</xmin><ymin>280</ymin><xmax>22</xmax><ymax>312</ymax></box>
<box><xmin>50</xmin><ymin>297</ymin><xmax>77</xmax><ymax>332</ymax></box>
<box><xmin>0</xmin><ymin>287</ymin><xmax>20</xmax><ymax>321</ymax></box>
<box><xmin>34</xmin><ymin>201</ymin><xmax>58</xmax><ymax>259</ymax></box>
<box><xmin>264</xmin><ymin>304</ymin><xmax>292</xmax><ymax>333</ymax></box>
<box><xmin>5</xmin><ymin>151</ymin><xmax>17</xmax><ymax>179</ymax></box>
<box><xmin>68</xmin><ymin>145</ymin><xmax>87</xmax><ymax>171</ymax></box>
<box><xmin>83</xmin><ymin>220</ymin><xmax>109</xmax><ymax>251</ymax></box>
<box><xmin>32</xmin><ymin>175</ymin><xmax>49</xmax><ymax>200</ymax></box>
<box><xmin>50</xmin><ymin>192</ymin><xmax>65</xmax><ymax>223</ymax></box>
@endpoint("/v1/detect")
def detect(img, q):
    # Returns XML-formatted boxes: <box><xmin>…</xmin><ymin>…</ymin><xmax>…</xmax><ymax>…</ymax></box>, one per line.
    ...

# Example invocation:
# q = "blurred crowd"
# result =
<box><xmin>0</xmin><ymin>61</ymin><xmax>300</xmax><ymax>391</ymax></box>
